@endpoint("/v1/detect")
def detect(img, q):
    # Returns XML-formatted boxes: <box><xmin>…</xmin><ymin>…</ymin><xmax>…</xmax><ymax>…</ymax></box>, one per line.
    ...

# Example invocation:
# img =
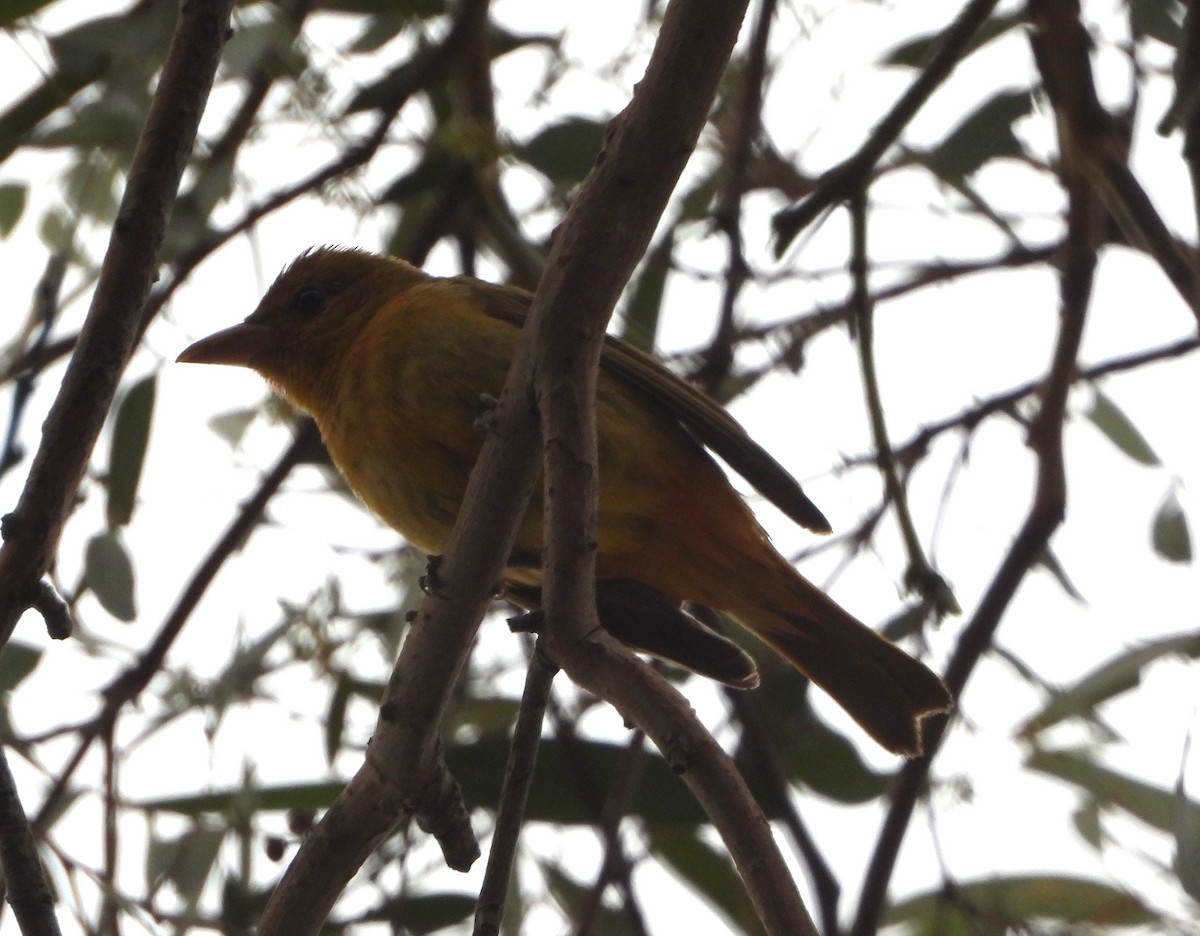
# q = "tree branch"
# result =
<box><xmin>472</xmin><ymin>643</ymin><xmax>557</xmax><ymax>936</ymax></box>
<box><xmin>773</xmin><ymin>0</ymin><xmax>1003</xmax><ymax>250</ymax></box>
<box><xmin>257</xmin><ymin>0</ymin><xmax>818</xmax><ymax>933</ymax></box>
<box><xmin>0</xmin><ymin>0</ymin><xmax>235</xmax><ymax>650</ymax></box>
<box><xmin>850</xmin><ymin>88</ymin><xmax>1103</xmax><ymax>936</ymax></box>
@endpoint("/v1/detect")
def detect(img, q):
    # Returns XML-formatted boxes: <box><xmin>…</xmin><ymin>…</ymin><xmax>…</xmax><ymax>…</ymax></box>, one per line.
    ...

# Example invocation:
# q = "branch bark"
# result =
<box><xmin>850</xmin><ymin>78</ymin><xmax>1103</xmax><ymax>936</ymax></box>
<box><xmin>258</xmin><ymin>0</ymin><xmax>817</xmax><ymax>933</ymax></box>
<box><xmin>0</xmin><ymin>0</ymin><xmax>235</xmax><ymax>649</ymax></box>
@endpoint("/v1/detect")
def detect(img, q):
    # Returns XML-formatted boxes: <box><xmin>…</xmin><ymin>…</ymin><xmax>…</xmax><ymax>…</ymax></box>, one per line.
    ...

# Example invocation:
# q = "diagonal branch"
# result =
<box><xmin>0</xmin><ymin>0</ymin><xmax>236</xmax><ymax>650</ymax></box>
<box><xmin>1028</xmin><ymin>0</ymin><xmax>1200</xmax><ymax>323</ymax></box>
<box><xmin>257</xmin><ymin>0</ymin><xmax>817</xmax><ymax>933</ymax></box>
<box><xmin>850</xmin><ymin>99</ymin><xmax>1103</xmax><ymax>936</ymax></box>
<box><xmin>772</xmin><ymin>0</ymin><xmax>1003</xmax><ymax>251</ymax></box>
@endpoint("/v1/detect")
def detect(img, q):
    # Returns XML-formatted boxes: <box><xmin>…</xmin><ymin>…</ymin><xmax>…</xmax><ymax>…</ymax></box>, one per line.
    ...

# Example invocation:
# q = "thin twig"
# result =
<box><xmin>473</xmin><ymin>643</ymin><xmax>557</xmax><ymax>936</ymax></box>
<box><xmin>849</xmin><ymin>192</ymin><xmax>958</xmax><ymax>616</ymax></box>
<box><xmin>697</xmin><ymin>0</ymin><xmax>778</xmax><ymax>392</ymax></box>
<box><xmin>850</xmin><ymin>101</ymin><xmax>1102</xmax><ymax>936</ymax></box>
<box><xmin>1029</xmin><ymin>0</ymin><xmax>1200</xmax><ymax>322</ymax></box>
<box><xmin>773</xmin><ymin>0</ymin><xmax>1003</xmax><ymax>250</ymax></box>
<box><xmin>572</xmin><ymin>727</ymin><xmax>649</xmax><ymax>936</ymax></box>
<box><xmin>31</xmin><ymin>423</ymin><xmax>315</xmax><ymax>833</ymax></box>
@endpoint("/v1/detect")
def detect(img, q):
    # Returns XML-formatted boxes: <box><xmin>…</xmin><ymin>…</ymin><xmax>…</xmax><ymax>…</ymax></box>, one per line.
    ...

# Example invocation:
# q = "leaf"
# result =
<box><xmin>446</xmin><ymin>735</ymin><xmax>709</xmax><ymax>827</ymax></box>
<box><xmin>0</xmin><ymin>0</ymin><xmax>57</xmax><ymax>27</ymax></box>
<box><xmin>886</xmin><ymin>874</ymin><xmax>1156</xmax><ymax>933</ymax></box>
<box><xmin>315</xmin><ymin>0</ymin><xmax>445</xmax><ymax>15</ymax></box>
<box><xmin>0</xmin><ymin>183</ymin><xmax>26</xmax><ymax>237</ymax></box>
<box><xmin>146</xmin><ymin>825</ymin><xmax>225</xmax><ymax>907</ymax></box>
<box><xmin>1174</xmin><ymin>765</ymin><xmax>1200</xmax><ymax>901</ymax></box>
<box><xmin>1072</xmin><ymin>799</ymin><xmax>1104</xmax><ymax>850</ymax></box>
<box><xmin>107</xmin><ymin>374</ymin><xmax>157</xmax><ymax>528</ymax></box>
<box><xmin>1152</xmin><ymin>489</ymin><xmax>1193</xmax><ymax>563</ymax></box>
<box><xmin>65</xmin><ymin>157</ymin><xmax>119</xmax><ymax>223</ymax></box>
<box><xmin>1087</xmin><ymin>390</ymin><xmax>1159</xmax><ymax>466</ymax></box>
<box><xmin>221</xmin><ymin>17</ymin><xmax>306</xmax><ymax>80</ymax></box>
<box><xmin>38</xmin><ymin>208</ymin><xmax>77</xmax><ymax>254</ymax></box>
<box><xmin>134</xmin><ymin>781</ymin><xmax>345</xmax><ymax>816</ymax></box>
<box><xmin>0</xmin><ymin>66</ymin><xmax>105</xmax><ymax>165</ymax></box>
<box><xmin>207</xmin><ymin>407</ymin><xmax>258</xmax><ymax>448</ymax></box>
<box><xmin>923</xmin><ymin>90</ymin><xmax>1032</xmax><ymax>185</ymax></box>
<box><xmin>1034</xmin><ymin>546</ymin><xmax>1086</xmax><ymax>602</ymax></box>
<box><xmin>542</xmin><ymin>863</ymin><xmax>632</xmax><ymax>936</ymax></box>
<box><xmin>1026</xmin><ymin>747</ymin><xmax>1200</xmax><ymax>837</ymax></box>
<box><xmin>515</xmin><ymin>116</ymin><xmax>607</xmax><ymax>188</ymax></box>
<box><xmin>381</xmin><ymin>894</ymin><xmax>476</xmax><ymax>934</ymax></box>
<box><xmin>0</xmin><ymin>642</ymin><xmax>41</xmax><ymax>692</ymax></box>
<box><xmin>84</xmin><ymin>531</ymin><xmax>137</xmax><ymax>622</ymax></box>
<box><xmin>879</xmin><ymin>601</ymin><xmax>931</xmax><ymax>641</ymax></box>
<box><xmin>1131</xmin><ymin>0</ymin><xmax>1183</xmax><ymax>46</ymax></box>
<box><xmin>618</xmin><ymin>226</ymin><xmax>674</xmax><ymax>352</ymax></box>
<box><xmin>646</xmin><ymin>827</ymin><xmax>757</xmax><ymax>934</ymax></box>
<box><xmin>325</xmin><ymin>675</ymin><xmax>351</xmax><ymax>766</ymax></box>
<box><xmin>743</xmin><ymin>665</ymin><xmax>891</xmax><ymax>804</ymax></box>
<box><xmin>884</xmin><ymin>13</ymin><xmax>1024</xmax><ymax>68</ymax></box>
<box><xmin>1018</xmin><ymin>632</ymin><xmax>1200</xmax><ymax>738</ymax></box>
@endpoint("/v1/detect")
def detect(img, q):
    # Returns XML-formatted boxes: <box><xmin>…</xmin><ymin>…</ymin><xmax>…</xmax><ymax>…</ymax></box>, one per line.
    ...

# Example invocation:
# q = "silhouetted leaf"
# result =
<box><xmin>884</xmin><ymin>13</ymin><xmax>1024</xmax><ymax>67</ymax></box>
<box><xmin>619</xmin><ymin>226</ymin><xmax>675</xmax><ymax>352</ymax></box>
<box><xmin>447</xmin><ymin>735</ymin><xmax>708</xmax><ymax>827</ymax></box>
<box><xmin>542</xmin><ymin>863</ymin><xmax>632</xmax><ymax>936</ymax></box>
<box><xmin>84</xmin><ymin>531</ymin><xmax>137</xmax><ymax>622</ymax></box>
<box><xmin>646</xmin><ymin>827</ymin><xmax>757</xmax><ymax>934</ymax></box>
<box><xmin>0</xmin><ymin>0</ymin><xmax>56</xmax><ymax>27</ymax></box>
<box><xmin>886</xmin><ymin>874</ymin><xmax>1155</xmax><ymax>933</ymax></box>
<box><xmin>134</xmin><ymin>782</ymin><xmax>345</xmax><ymax>815</ymax></box>
<box><xmin>147</xmin><ymin>824</ymin><xmax>225</xmax><ymax>907</ymax></box>
<box><xmin>107</xmin><ymin>374</ymin><xmax>157</xmax><ymax>528</ymax></box>
<box><xmin>1027</xmin><ymin>747</ymin><xmax>1200</xmax><ymax>837</ymax></box>
<box><xmin>1035</xmin><ymin>546</ymin><xmax>1086</xmax><ymax>602</ymax></box>
<box><xmin>222</xmin><ymin>17</ymin><xmax>306</xmax><ymax>80</ymax></box>
<box><xmin>1174</xmin><ymin>761</ymin><xmax>1200</xmax><ymax>901</ymax></box>
<box><xmin>1132</xmin><ymin>0</ymin><xmax>1183</xmax><ymax>46</ymax></box>
<box><xmin>207</xmin><ymin>407</ymin><xmax>258</xmax><ymax>447</ymax></box>
<box><xmin>325</xmin><ymin>674</ymin><xmax>351</xmax><ymax>766</ymax></box>
<box><xmin>516</xmin><ymin>116</ymin><xmax>607</xmax><ymax>188</ymax></box>
<box><xmin>743</xmin><ymin>665</ymin><xmax>890</xmax><ymax>804</ymax></box>
<box><xmin>0</xmin><ymin>642</ymin><xmax>41</xmax><ymax>692</ymax></box>
<box><xmin>1087</xmin><ymin>390</ymin><xmax>1159</xmax><ymax>466</ymax></box>
<box><xmin>0</xmin><ymin>183</ymin><xmax>26</xmax><ymax>237</ymax></box>
<box><xmin>1019</xmin><ymin>632</ymin><xmax>1200</xmax><ymax>738</ymax></box>
<box><xmin>1152</xmin><ymin>490</ymin><xmax>1192</xmax><ymax>563</ymax></box>
<box><xmin>370</xmin><ymin>894</ymin><xmax>476</xmax><ymax>933</ymax></box>
<box><xmin>923</xmin><ymin>90</ymin><xmax>1032</xmax><ymax>184</ymax></box>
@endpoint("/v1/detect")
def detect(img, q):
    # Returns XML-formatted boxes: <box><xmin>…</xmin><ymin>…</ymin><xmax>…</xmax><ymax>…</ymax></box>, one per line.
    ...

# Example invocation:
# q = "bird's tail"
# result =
<box><xmin>719</xmin><ymin>554</ymin><xmax>953</xmax><ymax>756</ymax></box>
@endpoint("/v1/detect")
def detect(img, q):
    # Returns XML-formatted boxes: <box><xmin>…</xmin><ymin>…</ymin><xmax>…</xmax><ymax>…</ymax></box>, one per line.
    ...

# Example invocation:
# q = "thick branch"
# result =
<box><xmin>0</xmin><ymin>0</ymin><xmax>234</xmax><ymax>649</ymax></box>
<box><xmin>258</xmin><ymin>0</ymin><xmax>816</xmax><ymax>933</ymax></box>
<box><xmin>530</xmin><ymin>0</ymin><xmax>814</xmax><ymax>931</ymax></box>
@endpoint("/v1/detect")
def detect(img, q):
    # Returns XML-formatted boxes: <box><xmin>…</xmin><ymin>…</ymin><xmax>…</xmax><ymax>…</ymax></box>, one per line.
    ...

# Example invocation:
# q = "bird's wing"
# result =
<box><xmin>469</xmin><ymin>276</ymin><xmax>831</xmax><ymax>534</ymax></box>
<box><xmin>597</xmin><ymin>335</ymin><xmax>831</xmax><ymax>533</ymax></box>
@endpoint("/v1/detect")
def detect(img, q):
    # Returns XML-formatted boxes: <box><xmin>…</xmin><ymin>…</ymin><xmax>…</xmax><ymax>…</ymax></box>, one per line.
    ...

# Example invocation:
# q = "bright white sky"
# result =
<box><xmin>0</xmin><ymin>0</ymin><xmax>1198</xmax><ymax>933</ymax></box>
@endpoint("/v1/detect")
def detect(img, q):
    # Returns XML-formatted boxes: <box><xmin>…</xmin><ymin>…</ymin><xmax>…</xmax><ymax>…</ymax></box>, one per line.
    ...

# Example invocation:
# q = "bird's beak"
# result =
<box><xmin>177</xmin><ymin>322</ymin><xmax>276</xmax><ymax>368</ymax></box>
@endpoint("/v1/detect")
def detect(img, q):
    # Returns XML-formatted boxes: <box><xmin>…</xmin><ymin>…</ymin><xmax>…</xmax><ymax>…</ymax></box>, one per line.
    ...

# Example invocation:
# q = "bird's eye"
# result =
<box><xmin>292</xmin><ymin>286</ymin><xmax>327</xmax><ymax>317</ymax></box>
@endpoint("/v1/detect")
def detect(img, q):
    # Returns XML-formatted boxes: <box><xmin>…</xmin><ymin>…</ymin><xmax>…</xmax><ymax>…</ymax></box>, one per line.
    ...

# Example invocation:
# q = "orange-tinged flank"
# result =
<box><xmin>178</xmin><ymin>248</ymin><xmax>953</xmax><ymax>755</ymax></box>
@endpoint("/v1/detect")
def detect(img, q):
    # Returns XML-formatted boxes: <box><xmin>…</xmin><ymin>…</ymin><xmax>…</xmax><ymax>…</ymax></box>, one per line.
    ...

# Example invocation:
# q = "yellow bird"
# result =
<box><xmin>178</xmin><ymin>248</ymin><xmax>951</xmax><ymax>755</ymax></box>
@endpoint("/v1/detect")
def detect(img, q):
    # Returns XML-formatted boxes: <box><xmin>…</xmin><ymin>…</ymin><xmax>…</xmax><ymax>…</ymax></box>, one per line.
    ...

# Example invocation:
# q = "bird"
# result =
<box><xmin>178</xmin><ymin>247</ymin><xmax>952</xmax><ymax>755</ymax></box>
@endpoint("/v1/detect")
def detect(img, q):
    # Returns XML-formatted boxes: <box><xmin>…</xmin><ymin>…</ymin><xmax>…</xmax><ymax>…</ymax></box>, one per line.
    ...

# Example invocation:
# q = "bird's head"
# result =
<box><xmin>177</xmin><ymin>247</ymin><xmax>428</xmax><ymax>414</ymax></box>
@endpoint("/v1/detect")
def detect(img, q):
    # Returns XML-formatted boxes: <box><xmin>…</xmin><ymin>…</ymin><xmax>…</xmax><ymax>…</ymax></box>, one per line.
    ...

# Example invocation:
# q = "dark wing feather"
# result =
<box><xmin>467</xmin><ymin>276</ymin><xmax>831</xmax><ymax>534</ymax></box>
